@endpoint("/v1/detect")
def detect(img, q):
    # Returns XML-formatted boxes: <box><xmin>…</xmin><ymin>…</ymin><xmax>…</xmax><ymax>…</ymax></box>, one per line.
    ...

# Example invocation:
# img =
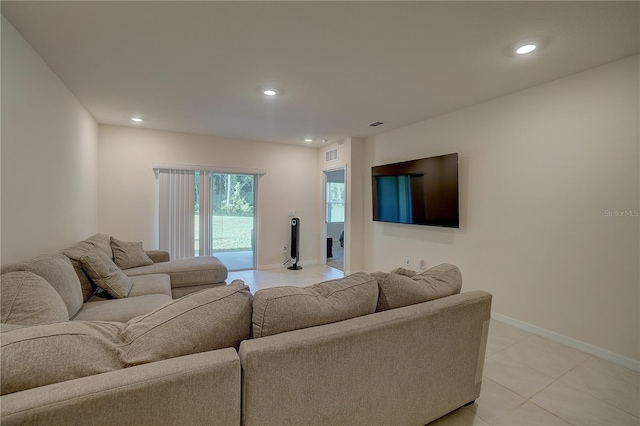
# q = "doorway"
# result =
<box><xmin>196</xmin><ymin>172</ymin><xmax>257</xmax><ymax>271</ymax></box>
<box><xmin>324</xmin><ymin>168</ymin><xmax>345</xmax><ymax>271</ymax></box>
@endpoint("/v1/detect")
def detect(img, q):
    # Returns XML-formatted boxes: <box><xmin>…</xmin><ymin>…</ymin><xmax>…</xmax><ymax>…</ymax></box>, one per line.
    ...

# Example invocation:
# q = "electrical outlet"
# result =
<box><xmin>283</xmin><ymin>243</ymin><xmax>287</xmax><ymax>252</ymax></box>
<box><xmin>418</xmin><ymin>259</ymin><xmax>425</xmax><ymax>271</ymax></box>
<box><xmin>405</xmin><ymin>258</ymin><xmax>410</xmax><ymax>267</ymax></box>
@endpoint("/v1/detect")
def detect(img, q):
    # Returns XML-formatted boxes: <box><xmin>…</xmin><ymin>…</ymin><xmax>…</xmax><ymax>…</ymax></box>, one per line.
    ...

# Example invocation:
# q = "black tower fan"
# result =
<box><xmin>288</xmin><ymin>217</ymin><xmax>302</xmax><ymax>270</ymax></box>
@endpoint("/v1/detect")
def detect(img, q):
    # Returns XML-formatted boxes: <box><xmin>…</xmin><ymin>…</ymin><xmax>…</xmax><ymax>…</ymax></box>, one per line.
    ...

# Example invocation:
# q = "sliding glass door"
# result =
<box><xmin>158</xmin><ymin>166</ymin><xmax>258</xmax><ymax>270</ymax></box>
<box><xmin>196</xmin><ymin>172</ymin><xmax>256</xmax><ymax>270</ymax></box>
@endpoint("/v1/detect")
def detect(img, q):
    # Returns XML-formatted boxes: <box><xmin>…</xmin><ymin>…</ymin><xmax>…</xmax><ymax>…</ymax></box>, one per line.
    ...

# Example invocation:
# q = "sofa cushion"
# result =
<box><xmin>1</xmin><ymin>271</ymin><xmax>69</xmax><ymax>325</ymax></box>
<box><xmin>0</xmin><ymin>323</ymin><xmax>25</xmax><ymax>332</ymax></box>
<box><xmin>72</xmin><ymin>293</ymin><xmax>173</xmax><ymax>322</ymax></box>
<box><xmin>390</xmin><ymin>267</ymin><xmax>417</xmax><ymax>277</ymax></box>
<box><xmin>110</xmin><ymin>237</ymin><xmax>154</xmax><ymax>270</ymax></box>
<box><xmin>1</xmin><ymin>281</ymin><xmax>252</xmax><ymax>394</ymax></box>
<box><xmin>171</xmin><ymin>282</ymin><xmax>226</xmax><ymax>299</ymax></box>
<box><xmin>1</xmin><ymin>254</ymin><xmax>84</xmax><ymax>318</ymax></box>
<box><xmin>128</xmin><ymin>274</ymin><xmax>172</xmax><ymax>297</ymax></box>
<box><xmin>145</xmin><ymin>250</ymin><xmax>170</xmax><ymax>263</ymax></box>
<box><xmin>123</xmin><ymin>256</ymin><xmax>227</xmax><ymax>287</ymax></box>
<box><xmin>121</xmin><ymin>280</ymin><xmax>252</xmax><ymax>365</ymax></box>
<box><xmin>371</xmin><ymin>263</ymin><xmax>462</xmax><ymax>312</ymax></box>
<box><xmin>0</xmin><ymin>321</ymin><xmax>124</xmax><ymax>395</ymax></box>
<box><xmin>252</xmin><ymin>272</ymin><xmax>379</xmax><ymax>338</ymax></box>
<box><xmin>80</xmin><ymin>248</ymin><xmax>133</xmax><ymax>298</ymax></box>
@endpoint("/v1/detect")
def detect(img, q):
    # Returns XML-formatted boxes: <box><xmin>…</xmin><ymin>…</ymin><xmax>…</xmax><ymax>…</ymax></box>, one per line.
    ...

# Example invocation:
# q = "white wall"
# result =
<box><xmin>364</xmin><ymin>55</ymin><xmax>639</xmax><ymax>362</ymax></box>
<box><xmin>98</xmin><ymin>125</ymin><xmax>320</xmax><ymax>268</ymax></box>
<box><xmin>348</xmin><ymin>138</ymin><xmax>366</xmax><ymax>272</ymax></box>
<box><xmin>1</xmin><ymin>17</ymin><xmax>98</xmax><ymax>264</ymax></box>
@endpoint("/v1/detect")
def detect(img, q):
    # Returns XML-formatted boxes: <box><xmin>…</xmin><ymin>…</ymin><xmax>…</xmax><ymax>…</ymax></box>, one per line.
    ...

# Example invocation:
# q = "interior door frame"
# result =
<box><xmin>321</xmin><ymin>166</ymin><xmax>346</xmax><ymax>269</ymax></box>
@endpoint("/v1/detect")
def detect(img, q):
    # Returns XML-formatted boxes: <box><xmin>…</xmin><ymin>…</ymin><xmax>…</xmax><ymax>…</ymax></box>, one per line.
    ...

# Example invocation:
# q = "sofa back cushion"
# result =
<box><xmin>84</xmin><ymin>233</ymin><xmax>113</xmax><ymax>260</ymax></box>
<box><xmin>252</xmin><ymin>272</ymin><xmax>379</xmax><ymax>338</ymax></box>
<box><xmin>1</xmin><ymin>271</ymin><xmax>70</xmax><ymax>325</ymax></box>
<box><xmin>1</xmin><ymin>254</ymin><xmax>84</xmax><ymax>318</ymax></box>
<box><xmin>0</xmin><ymin>281</ymin><xmax>253</xmax><ymax>394</ymax></box>
<box><xmin>121</xmin><ymin>280</ymin><xmax>252</xmax><ymax>365</ymax></box>
<box><xmin>1</xmin><ymin>323</ymin><xmax>26</xmax><ymax>332</ymax></box>
<box><xmin>1</xmin><ymin>321</ymin><xmax>124</xmax><ymax>395</ymax></box>
<box><xmin>371</xmin><ymin>263</ymin><xmax>462</xmax><ymax>312</ymax></box>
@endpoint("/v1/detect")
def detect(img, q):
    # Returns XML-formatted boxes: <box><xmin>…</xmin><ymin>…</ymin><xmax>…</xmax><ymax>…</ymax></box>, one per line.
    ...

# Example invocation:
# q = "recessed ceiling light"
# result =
<box><xmin>131</xmin><ymin>117</ymin><xmax>143</xmax><ymax>122</ymax></box>
<box><xmin>516</xmin><ymin>44</ymin><xmax>537</xmax><ymax>55</ymax></box>
<box><xmin>304</xmin><ymin>138</ymin><xmax>313</xmax><ymax>143</ymax></box>
<box><xmin>263</xmin><ymin>89</ymin><xmax>278</xmax><ymax>96</ymax></box>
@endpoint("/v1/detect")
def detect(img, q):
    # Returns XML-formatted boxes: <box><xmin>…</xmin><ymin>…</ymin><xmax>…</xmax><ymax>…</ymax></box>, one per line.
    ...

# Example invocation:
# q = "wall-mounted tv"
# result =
<box><xmin>372</xmin><ymin>153</ymin><xmax>459</xmax><ymax>228</ymax></box>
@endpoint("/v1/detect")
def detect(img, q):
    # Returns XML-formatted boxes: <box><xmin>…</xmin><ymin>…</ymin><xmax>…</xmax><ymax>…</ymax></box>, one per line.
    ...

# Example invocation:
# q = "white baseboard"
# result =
<box><xmin>258</xmin><ymin>260</ymin><xmax>318</xmax><ymax>270</ymax></box>
<box><xmin>491</xmin><ymin>313</ymin><xmax>640</xmax><ymax>373</ymax></box>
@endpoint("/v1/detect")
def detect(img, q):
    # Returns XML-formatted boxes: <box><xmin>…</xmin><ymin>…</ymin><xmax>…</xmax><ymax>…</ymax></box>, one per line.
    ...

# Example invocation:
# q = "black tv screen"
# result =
<box><xmin>372</xmin><ymin>153</ymin><xmax>459</xmax><ymax>228</ymax></box>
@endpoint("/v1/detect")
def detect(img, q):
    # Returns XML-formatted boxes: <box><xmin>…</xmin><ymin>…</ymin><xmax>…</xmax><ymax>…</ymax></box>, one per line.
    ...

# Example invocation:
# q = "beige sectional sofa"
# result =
<box><xmin>0</xmin><ymin>233</ymin><xmax>227</xmax><ymax>323</ymax></box>
<box><xmin>0</xmin><ymin>254</ymin><xmax>491</xmax><ymax>426</ymax></box>
<box><xmin>59</xmin><ymin>233</ymin><xmax>228</xmax><ymax>301</ymax></box>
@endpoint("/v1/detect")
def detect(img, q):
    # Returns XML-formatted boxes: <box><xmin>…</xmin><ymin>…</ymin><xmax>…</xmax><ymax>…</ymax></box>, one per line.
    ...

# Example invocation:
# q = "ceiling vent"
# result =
<box><xmin>369</xmin><ymin>121</ymin><xmax>384</xmax><ymax>127</ymax></box>
<box><xmin>326</xmin><ymin>148</ymin><xmax>338</xmax><ymax>163</ymax></box>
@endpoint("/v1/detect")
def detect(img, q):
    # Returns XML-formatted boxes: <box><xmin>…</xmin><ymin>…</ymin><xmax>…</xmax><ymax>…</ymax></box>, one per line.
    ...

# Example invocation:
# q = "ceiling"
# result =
<box><xmin>2</xmin><ymin>1</ymin><xmax>638</xmax><ymax>147</ymax></box>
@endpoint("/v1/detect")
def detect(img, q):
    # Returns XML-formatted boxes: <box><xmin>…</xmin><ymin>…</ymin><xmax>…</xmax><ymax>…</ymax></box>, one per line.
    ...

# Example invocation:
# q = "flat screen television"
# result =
<box><xmin>372</xmin><ymin>153</ymin><xmax>459</xmax><ymax>228</ymax></box>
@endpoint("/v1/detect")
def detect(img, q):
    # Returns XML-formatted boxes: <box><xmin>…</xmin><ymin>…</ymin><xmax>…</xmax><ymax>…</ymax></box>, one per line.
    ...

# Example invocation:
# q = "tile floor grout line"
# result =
<box><xmin>552</xmin><ymin>354</ymin><xmax>640</xmax><ymax>420</ymax></box>
<box><xmin>554</xmin><ymin>371</ymin><xmax>640</xmax><ymax>421</ymax></box>
<box><xmin>529</xmin><ymin>398</ymin><xmax>577</xmax><ymax>426</ymax></box>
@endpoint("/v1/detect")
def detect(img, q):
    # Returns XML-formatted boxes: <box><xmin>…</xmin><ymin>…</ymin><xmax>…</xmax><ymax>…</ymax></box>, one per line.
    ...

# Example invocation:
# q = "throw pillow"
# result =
<box><xmin>372</xmin><ymin>263</ymin><xmax>462</xmax><ymax>312</ymax></box>
<box><xmin>110</xmin><ymin>237</ymin><xmax>154</xmax><ymax>270</ymax></box>
<box><xmin>1</xmin><ymin>271</ymin><xmax>69</xmax><ymax>325</ymax></box>
<box><xmin>252</xmin><ymin>271</ymin><xmax>379</xmax><ymax>338</ymax></box>
<box><xmin>80</xmin><ymin>248</ymin><xmax>133</xmax><ymax>298</ymax></box>
<box><xmin>121</xmin><ymin>280</ymin><xmax>252</xmax><ymax>365</ymax></box>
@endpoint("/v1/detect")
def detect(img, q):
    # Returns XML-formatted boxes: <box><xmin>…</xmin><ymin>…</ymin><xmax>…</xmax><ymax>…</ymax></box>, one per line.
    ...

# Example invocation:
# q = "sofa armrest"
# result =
<box><xmin>239</xmin><ymin>291</ymin><xmax>492</xmax><ymax>426</ymax></box>
<box><xmin>1</xmin><ymin>348</ymin><xmax>240</xmax><ymax>426</ymax></box>
<box><xmin>145</xmin><ymin>250</ymin><xmax>170</xmax><ymax>263</ymax></box>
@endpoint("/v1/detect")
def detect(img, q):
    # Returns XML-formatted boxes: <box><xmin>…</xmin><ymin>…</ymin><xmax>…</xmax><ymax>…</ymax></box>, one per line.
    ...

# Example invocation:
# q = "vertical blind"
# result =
<box><xmin>158</xmin><ymin>170</ymin><xmax>214</xmax><ymax>259</ymax></box>
<box><xmin>158</xmin><ymin>169</ymin><xmax>196</xmax><ymax>259</ymax></box>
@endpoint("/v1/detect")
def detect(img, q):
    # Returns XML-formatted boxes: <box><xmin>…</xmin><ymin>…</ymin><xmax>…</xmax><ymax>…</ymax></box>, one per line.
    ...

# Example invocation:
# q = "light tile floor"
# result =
<box><xmin>227</xmin><ymin>265</ymin><xmax>640</xmax><ymax>426</ymax></box>
<box><xmin>433</xmin><ymin>320</ymin><xmax>640</xmax><ymax>426</ymax></box>
<box><xmin>226</xmin><ymin>263</ymin><xmax>345</xmax><ymax>294</ymax></box>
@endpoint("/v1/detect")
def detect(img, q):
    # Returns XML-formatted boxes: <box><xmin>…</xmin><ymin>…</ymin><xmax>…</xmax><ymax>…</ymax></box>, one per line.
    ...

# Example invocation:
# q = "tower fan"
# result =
<box><xmin>288</xmin><ymin>217</ymin><xmax>302</xmax><ymax>270</ymax></box>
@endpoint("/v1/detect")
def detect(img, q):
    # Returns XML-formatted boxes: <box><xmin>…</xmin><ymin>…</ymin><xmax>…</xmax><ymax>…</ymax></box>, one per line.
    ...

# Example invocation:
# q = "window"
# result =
<box><xmin>326</xmin><ymin>181</ymin><xmax>345</xmax><ymax>223</ymax></box>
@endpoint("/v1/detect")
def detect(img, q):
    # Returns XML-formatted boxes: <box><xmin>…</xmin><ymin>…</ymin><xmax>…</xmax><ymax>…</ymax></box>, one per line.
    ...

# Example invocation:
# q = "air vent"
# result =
<box><xmin>326</xmin><ymin>148</ymin><xmax>338</xmax><ymax>162</ymax></box>
<box><xmin>369</xmin><ymin>121</ymin><xmax>384</xmax><ymax>127</ymax></box>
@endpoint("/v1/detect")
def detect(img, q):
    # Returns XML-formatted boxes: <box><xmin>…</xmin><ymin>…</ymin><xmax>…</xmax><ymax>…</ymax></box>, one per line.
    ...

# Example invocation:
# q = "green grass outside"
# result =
<box><xmin>195</xmin><ymin>215</ymin><xmax>253</xmax><ymax>252</ymax></box>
